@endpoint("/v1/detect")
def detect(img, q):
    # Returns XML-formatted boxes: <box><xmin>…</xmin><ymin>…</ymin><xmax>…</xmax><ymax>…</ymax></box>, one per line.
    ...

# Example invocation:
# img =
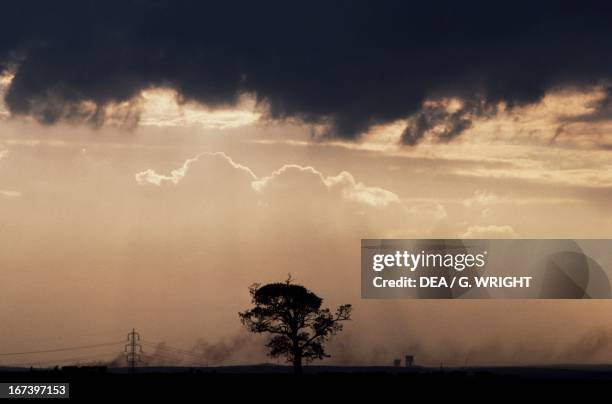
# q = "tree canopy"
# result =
<box><xmin>239</xmin><ymin>277</ymin><xmax>351</xmax><ymax>373</ymax></box>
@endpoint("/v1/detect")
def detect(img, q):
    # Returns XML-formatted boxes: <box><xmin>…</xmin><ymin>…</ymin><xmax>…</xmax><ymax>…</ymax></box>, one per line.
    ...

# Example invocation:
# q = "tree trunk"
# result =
<box><xmin>293</xmin><ymin>352</ymin><xmax>303</xmax><ymax>374</ymax></box>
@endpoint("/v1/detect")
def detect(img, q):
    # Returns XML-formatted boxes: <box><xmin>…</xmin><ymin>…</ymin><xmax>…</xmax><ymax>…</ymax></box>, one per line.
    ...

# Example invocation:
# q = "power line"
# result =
<box><xmin>0</xmin><ymin>341</ymin><xmax>124</xmax><ymax>356</ymax></box>
<box><xmin>0</xmin><ymin>329</ymin><xmax>154</xmax><ymax>369</ymax></box>
<box><xmin>0</xmin><ymin>330</ymin><xmax>213</xmax><ymax>369</ymax></box>
<box><xmin>1</xmin><ymin>351</ymin><xmax>122</xmax><ymax>368</ymax></box>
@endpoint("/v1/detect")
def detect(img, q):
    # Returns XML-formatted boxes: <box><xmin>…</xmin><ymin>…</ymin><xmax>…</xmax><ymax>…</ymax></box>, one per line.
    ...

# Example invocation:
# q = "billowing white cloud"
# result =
<box><xmin>324</xmin><ymin>171</ymin><xmax>400</xmax><ymax>207</ymax></box>
<box><xmin>253</xmin><ymin>165</ymin><xmax>400</xmax><ymax>207</ymax></box>
<box><xmin>139</xmin><ymin>154</ymin><xmax>401</xmax><ymax>209</ymax></box>
<box><xmin>135</xmin><ymin>152</ymin><xmax>256</xmax><ymax>186</ymax></box>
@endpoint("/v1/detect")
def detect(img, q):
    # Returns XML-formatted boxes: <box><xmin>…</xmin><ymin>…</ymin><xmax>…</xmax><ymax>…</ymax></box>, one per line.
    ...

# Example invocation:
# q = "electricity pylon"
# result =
<box><xmin>125</xmin><ymin>328</ymin><xmax>142</xmax><ymax>373</ymax></box>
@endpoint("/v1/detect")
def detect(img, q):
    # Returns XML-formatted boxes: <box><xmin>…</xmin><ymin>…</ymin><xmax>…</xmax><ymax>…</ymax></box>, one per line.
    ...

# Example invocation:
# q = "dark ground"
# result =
<box><xmin>1</xmin><ymin>365</ymin><xmax>611</xmax><ymax>400</ymax></box>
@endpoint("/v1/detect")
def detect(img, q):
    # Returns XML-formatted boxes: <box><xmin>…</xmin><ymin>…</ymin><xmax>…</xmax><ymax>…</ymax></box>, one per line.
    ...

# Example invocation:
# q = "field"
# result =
<box><xmin>1</xmin><ymin>365</ymin><xmax>611</xmax><ymax>399</ymax></box>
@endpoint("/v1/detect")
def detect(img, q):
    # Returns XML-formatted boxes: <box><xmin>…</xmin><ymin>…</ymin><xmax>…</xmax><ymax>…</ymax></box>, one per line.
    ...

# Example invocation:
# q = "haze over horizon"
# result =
<box><xmin>1</xmin><ymin>1</ymin><xmax>612</xmax><ymax>368</ymax></box>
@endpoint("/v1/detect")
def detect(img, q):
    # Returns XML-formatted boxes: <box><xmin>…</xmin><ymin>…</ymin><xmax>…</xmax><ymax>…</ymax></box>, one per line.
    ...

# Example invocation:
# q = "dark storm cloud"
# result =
<box><xmin>2</xmin><ymin>1</ymin><xmax>612</xmax><ymax>143</ymax></box>
<box><xmin>401</xmin><ymin>98</ymin><xmax>497</xmax><ymax>145</ymax></box>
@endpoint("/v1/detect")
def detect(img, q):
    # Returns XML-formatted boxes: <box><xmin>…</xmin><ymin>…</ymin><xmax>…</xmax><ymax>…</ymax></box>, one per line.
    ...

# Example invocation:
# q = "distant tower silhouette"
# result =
<box><xmin>125</xmin><ymin>328</ymin><xmax>142</xmax><ymax>372</ymax></box>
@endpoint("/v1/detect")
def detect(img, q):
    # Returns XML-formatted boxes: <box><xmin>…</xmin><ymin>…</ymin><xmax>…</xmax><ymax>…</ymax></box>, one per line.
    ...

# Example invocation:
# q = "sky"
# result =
<box><xmin>1</xmin><ymin>1</ymin><xmax>612</xmax><ymax>367</ymax></box>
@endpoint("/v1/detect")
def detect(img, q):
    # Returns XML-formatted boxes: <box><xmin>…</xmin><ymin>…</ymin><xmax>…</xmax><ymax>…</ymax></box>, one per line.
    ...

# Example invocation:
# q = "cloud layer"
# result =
<box><xmin>136</xmin><ymin>153</ymin><xmax>401</xmax><ymax>208</ymax></box>
<box><xmin>3</xmin><ymin>1</ymin><xmax>612</xmax><ymax>143</ymax></box>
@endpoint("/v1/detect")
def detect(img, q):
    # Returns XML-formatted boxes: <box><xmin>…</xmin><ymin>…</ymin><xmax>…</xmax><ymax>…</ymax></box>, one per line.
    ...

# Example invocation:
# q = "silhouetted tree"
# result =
<box><xmin>239</xmin><ymin>277</ymin><xmax>352</xmax><ymax>374</ymax></box>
